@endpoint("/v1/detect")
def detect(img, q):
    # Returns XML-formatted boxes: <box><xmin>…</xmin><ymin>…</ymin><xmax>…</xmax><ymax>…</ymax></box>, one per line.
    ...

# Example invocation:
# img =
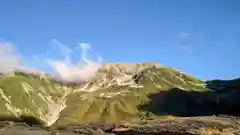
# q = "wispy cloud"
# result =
<box><xmin>179</xmin><ymin>32</ymin><xmax>190</xmax><ymax>39</ymax></box>
<box><xmin>0</xmin><ymin>39</ymin><xmax>103</xmax><ymax>84</ymax></box>
<box><xmin>177</xmin><ymin>32</ymin><xmax>199</xmax><ymax>53</ymax></box>
<box><xmin>52</xmin><ymin>39</ymin><xmax>73</xmax><ymax>55</ymax></box>
<box><xmin>0</xmin><ymin>41</ymin><xmax>44</xmax><ymax>74</ymax></box>
<box><xmin>179</xmin><ymin>45</ymin><xmax>193</xmax><ymax>53</ymax></box>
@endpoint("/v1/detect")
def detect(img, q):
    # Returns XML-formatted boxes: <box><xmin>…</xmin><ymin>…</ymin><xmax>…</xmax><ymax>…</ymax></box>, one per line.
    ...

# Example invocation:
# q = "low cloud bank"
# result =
<box><xmin>48</xmin><ymin>40</ymin><xmax>102</xmax><ymax>83</ymax></box>
<box><xmin>0</xmin><ymin>42</ymin><xmax>21</xmax><ymax>73</ymax></box>
<box><xmin>0</xmin><ymin>40</ymin><xmax>102</xmax><ymax>84</ymax></box>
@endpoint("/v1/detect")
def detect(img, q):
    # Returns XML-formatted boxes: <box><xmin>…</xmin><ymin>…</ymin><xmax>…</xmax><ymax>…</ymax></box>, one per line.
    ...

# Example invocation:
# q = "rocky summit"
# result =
<box><xmin>0</xmin><ymin>62</ymin><xmax>240</xmax><ymax>135</ymax></box>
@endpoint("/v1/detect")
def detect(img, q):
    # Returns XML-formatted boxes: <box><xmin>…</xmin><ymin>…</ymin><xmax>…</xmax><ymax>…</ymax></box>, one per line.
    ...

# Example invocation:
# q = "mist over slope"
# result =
<box><xmin>0</xmin><ymin>40</ymin><xmax>102</xmax><ymax>84</ymax></box>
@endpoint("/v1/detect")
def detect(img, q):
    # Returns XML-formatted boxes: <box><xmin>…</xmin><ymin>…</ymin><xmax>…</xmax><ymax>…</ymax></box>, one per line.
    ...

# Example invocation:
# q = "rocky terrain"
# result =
<box><xmin>0</xmin><ymin>62</ymin><xmax>239</xmax><ymax>134</ymax></box>
<box><xmin>0</xmin><ymin>115</ymin><xmax>240</xmax><ymax>135</ymax></box>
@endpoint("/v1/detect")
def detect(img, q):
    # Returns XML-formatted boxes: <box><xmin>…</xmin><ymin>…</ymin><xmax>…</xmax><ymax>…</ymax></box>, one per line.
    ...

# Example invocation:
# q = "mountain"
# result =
<box><xmin>0</xmin><ymin>62</ymin><xmax>215</xmax><ymax>127</ymax></box>
<box><xmin>205</xmin><ymin>78</ymin><xmax>240</xmax><ymax>116</ymax></box>
<box><xmin>206</xmin><ymin>78</ymin><xmax>240</xmax><ymax>92</ymax></box>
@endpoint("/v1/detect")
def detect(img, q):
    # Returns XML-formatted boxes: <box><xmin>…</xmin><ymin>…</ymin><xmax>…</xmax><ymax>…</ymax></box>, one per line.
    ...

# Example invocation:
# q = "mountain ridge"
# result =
<box><xmin>0</xmin><ymin>61</ymin><xmax>238</xmax><ymax>128</ymax></box>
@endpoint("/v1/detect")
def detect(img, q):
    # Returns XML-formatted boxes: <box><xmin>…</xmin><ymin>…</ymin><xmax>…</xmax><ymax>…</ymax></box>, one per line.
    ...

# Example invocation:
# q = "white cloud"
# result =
<box><xmin>48</xmin><ymin>41</ymin><xmax>103</xmax><ymax>83</ymax></box>
<box><xmin>0</xmin><ymin>39</ymin><xmax>102</xmax><ymax>84</ymax></box>
<box><xmin>0</xmin><ymin>42</ymin><xmax>43</xmax><ymax>75</ymax></box>
<box><xmin>178</xmin><ymin>32</ymin><xmax>190</xmax><ymax>41</ymax></box>
<box><xmin>0</xmin><ymin>42</ymin><xmax>21</xmax><ymax>73</ymax></box>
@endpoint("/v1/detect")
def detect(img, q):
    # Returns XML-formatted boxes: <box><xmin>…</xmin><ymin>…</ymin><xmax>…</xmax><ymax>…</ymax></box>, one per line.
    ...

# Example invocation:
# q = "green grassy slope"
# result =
<box><xmin>0</xmin><ymin>72</ymin><xmax>71</xmax><ymax>126</ymax></box>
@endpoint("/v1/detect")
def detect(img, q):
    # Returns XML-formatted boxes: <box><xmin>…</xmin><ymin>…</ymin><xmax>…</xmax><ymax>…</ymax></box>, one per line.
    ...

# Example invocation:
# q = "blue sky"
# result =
<box><xmin>0</xmin><ymin>0</ymin><xmax>239</xmax><ymax>80</ymax></box>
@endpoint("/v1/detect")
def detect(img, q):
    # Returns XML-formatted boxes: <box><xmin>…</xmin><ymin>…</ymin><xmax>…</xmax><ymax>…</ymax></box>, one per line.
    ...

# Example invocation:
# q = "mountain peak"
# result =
<box><xmin>99</xmin><ymin>62</ymin><xmax>160</xmax><ymax>74</ymax></box>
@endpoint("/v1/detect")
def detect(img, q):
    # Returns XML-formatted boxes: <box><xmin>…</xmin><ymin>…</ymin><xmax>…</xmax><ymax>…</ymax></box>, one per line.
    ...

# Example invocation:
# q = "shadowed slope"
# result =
<box><xmin>206</xmin><ymin>78</ymin><xmax>240</xmax><ymax>116</ymax></box>
<box><xmin>139</xmin><ymin>77</ymin><xmax>240</xmax><ymax>117</ymax></box>
<box><xmin>138</xmin><ymin>88</ymin><xmax>217</xmax><ymax>117</ymax></box>
<box><xmin>206</xmin><ymin>78</ymin><xmax>240</xmax><ymax>92</ymax></box>
<box><xmin>0</xmin><ymin>115</ymin><xmax>45</xmax><ymax>126</ymax></box>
